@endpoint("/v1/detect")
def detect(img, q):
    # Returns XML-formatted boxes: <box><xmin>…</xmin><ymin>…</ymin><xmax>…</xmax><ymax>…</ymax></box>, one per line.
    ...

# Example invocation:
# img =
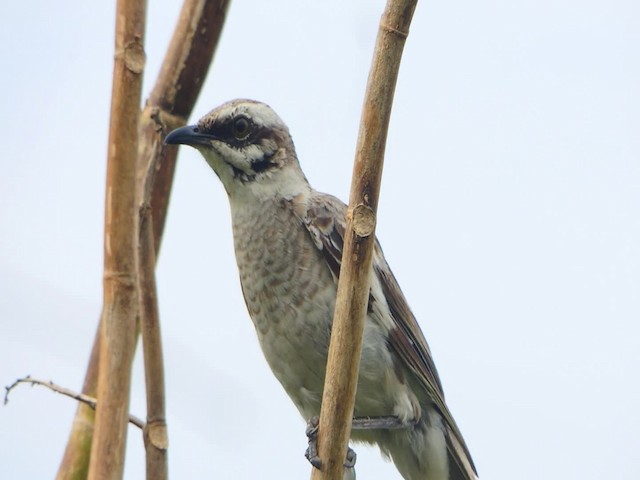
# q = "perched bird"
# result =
<box><xmin>165</xmin><ymin>99</ymin><xmax>478</xmax><ymax>480</ymax></box>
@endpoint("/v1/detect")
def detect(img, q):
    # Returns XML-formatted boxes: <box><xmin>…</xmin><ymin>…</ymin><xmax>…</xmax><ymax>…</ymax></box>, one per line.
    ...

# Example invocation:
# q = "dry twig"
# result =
<box><xmin>4</xmin><ymin>376</ymin><xmax>145</xmax><ymax>429</ymax></box>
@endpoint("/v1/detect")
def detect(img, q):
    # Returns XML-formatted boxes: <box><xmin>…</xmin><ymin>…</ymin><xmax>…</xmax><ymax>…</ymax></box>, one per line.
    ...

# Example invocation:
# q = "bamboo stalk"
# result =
<box><xmin>87</xmin><ymin>0</ymin><xmax>147</xmax><ymax>477</ymax></box>
<box><xmin>56</xmin><ymin>326</ymin><xmax>101</xmax><ymax>480</ymax></box>
<box><xmin>138</xmin><ymin>170</ymin><xmax>167</xmax><ymax>480</ymax></box>
<box><xmin>310</xmin><ymin>1</ymin><xmax>418</xmax><ymax>479</ymax></box>
<box><xmin>56</xmin><ymin>2</ymin><xmax>230</xmax><ymax>479</ymax></box>
<box><xmin>135</xmin><ymin>4</ymin><xmax>229</xmax><ymax>476</ymax></box>
<box><xmin>140</xmin><ymin>0</ymin><xmax>231</xmax><ymax>253</ymax></box>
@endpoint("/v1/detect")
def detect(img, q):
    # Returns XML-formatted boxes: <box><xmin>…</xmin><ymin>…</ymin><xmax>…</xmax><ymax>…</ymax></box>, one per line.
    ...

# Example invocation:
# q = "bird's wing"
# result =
<box><xmin>299</xmin><ymin>192</ymin><xmax>478</xmax><ymax>480</ymax></box>
<box><xmin>373</xmin><ymin>248</ymin><xmax>478</xmax><ymax>479</ymax></box>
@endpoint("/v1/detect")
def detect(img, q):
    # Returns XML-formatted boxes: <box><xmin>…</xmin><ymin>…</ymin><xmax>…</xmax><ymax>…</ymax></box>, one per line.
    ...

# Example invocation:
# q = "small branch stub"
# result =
<box><xmin>122</xmin><ymin>40</ymin><xmax>146</xmax><ymax>74</ymax></box>
<box><xmin>144</xmin><ymin>422</ymin><xmax>169</xmax><ymax>450</ymax></box>
<box><xmin>350</xmin><ymin>204</ymin><xmax>376</xmax><ymax>238</ymax></box>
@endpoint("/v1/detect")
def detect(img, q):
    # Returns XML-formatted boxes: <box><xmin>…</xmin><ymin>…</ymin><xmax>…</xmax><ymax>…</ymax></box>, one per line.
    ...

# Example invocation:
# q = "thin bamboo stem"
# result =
<box><xmin>310</xmin><ymin>1</ymin><xmax>418</xmax><ymax>479</ymax></box>
<box><xmin>135</xmin><ymin>2</ymin><xmax>229</xmax><ymax>477</ymax></box>
<box><xmin>138</xmin><ymin>177</ymin><xmax>167</xmax><ymax>479</ymax></box>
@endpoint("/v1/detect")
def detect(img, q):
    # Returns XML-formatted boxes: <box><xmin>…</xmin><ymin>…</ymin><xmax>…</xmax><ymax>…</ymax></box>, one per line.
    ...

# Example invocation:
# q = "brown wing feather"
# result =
<box><xmin>374</xmin><ymin>247</ymin><xmax>478</xmax><ymax>479</ymax></box>
<box><xmin>298</xmin><ymin>192</ymin><xmax>477</xmax><ymax>479</ymax></box>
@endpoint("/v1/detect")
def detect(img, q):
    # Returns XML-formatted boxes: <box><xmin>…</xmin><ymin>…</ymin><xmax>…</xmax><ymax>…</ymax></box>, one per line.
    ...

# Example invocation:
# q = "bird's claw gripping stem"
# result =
<box><xmin>305</xmin><ymin>416</ymin><xmax>322</xmax><ymax>469</ymax></box>
<box><xmin>305</xmin><ymin>416</ymin><xmax>357</xmax><ymax>472</ymax></box>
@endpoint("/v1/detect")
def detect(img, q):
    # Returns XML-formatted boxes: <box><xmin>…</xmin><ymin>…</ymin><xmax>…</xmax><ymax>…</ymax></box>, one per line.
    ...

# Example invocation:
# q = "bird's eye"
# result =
<box><xmin>231</xmin><ymin>116</ymin><xmax>251</xmax><ymax>140</ymax></box>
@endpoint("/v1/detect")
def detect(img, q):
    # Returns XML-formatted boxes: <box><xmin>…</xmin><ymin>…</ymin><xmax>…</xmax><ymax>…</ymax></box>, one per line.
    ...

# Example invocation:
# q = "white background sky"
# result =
<box><xmin>1</xmin><ymin>1</ymin><xmax>639</xmax><ymax>479</ymax></box>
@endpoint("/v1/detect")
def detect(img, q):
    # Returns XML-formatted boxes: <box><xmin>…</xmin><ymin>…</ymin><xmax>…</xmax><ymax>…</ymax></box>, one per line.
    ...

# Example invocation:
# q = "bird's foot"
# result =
<box><xmin>305</xmin><ymin>416</ymin><xmax>321</xmax><ymax>469</ymax></box>
<box><xmin>305</xmin><ymin>416</ymin><xmax>357</xmax><ymax>474</ymax></box>
<box><xmin>344</xmin><ymin>446</ymin><xmax>357</xmax><ymax>469</ymax></box>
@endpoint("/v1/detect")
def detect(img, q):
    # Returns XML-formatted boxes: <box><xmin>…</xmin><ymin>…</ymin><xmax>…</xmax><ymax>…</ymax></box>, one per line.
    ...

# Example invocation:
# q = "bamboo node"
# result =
<box><xmin>380</xmin><ymin>23</ymin><xmax>409</xmax><ymax>39</ymax></box>
<box><xmin>103</xmin><ymin>271</ymin><xmax>137</xmax><ymax>288</ymax></box>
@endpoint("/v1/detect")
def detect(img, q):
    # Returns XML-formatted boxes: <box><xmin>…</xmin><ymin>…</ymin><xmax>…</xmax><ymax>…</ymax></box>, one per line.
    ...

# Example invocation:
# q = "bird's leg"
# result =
<box><xmin>305</xmin><ymin>416</ymin><xmax>357</xmax><ymax>477</ymax></box>
<box><xmin>351</xmin><ymin>414</ymin><xmax>414</xmax><ymax>430</ymax></box>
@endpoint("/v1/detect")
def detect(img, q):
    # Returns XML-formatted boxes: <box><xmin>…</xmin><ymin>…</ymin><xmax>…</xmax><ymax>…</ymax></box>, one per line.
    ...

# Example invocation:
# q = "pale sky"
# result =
<box><xmin>1</xmin><ymin>1</ymin><xmax>639</xmax><ymax>479</ymax></box>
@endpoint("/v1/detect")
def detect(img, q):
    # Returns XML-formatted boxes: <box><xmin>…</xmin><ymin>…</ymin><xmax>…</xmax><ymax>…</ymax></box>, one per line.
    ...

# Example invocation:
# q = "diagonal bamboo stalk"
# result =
<box><xmin>56</xmin><ymin>325</ymin><xmax>101</xmax><ymax>480</ymax></box>
<box><xmin>56</xmin><ymin>2</ymin><xmax>230</xmax><ymax>479</ymax></box>
<box><xmin>310</xmin><ymin>1</ymin><xmax>418</xmax><ymax>479</ymax></box>
<box><xmin>140</xmin><ymin>0</ymin><xmax>231</xmax><ymax>253</ymax></box>
<box><xmin>87</xmin><ymin>0</ymin><xmax>147</xmax><ymax>477</ymax></box>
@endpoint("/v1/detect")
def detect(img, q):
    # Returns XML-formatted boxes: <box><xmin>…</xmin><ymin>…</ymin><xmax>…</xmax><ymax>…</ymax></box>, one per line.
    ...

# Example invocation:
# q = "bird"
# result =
<box><xmin>165</xmin><ymin>99</ymin><xmax>478</xmax><ymax>480</ymax></box>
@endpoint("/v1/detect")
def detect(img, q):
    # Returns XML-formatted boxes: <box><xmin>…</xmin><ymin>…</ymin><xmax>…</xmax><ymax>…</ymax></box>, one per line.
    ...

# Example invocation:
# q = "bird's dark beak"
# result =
<box><xmin>164</xmin><ymin>125</ymin><xmax>212</xmax><ymax>147</ymax></box>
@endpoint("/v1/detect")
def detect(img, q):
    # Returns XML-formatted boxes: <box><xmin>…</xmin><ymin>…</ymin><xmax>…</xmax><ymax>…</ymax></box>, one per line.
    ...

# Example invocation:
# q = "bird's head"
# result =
<box><xmin>165</xmin><ymin>99</ymin><xmax>309</xmax><ymax>201</ymax></box>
